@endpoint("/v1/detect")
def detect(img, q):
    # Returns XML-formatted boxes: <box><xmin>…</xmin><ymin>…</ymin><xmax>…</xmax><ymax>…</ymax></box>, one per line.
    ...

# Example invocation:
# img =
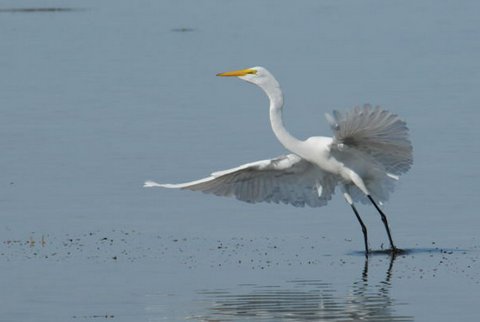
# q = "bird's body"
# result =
<box><xmin>145</xmin><ymin>67</ymin><xmax>413</xmax><ymax>255</ymax></box>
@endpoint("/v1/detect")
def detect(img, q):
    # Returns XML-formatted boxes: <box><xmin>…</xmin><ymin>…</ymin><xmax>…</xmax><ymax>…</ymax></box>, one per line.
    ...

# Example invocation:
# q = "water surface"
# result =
<box><xmin>1</xmin><ymin>0</ymin><xmax>480</xmax><ymax>321</ymax></box>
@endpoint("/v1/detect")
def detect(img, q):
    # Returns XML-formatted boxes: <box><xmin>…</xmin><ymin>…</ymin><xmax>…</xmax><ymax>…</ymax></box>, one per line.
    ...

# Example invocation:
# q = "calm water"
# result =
<box><xmin>1</xmin><ymin>0</ymin><xmax>479</xmax><ymax>321</ymax></box>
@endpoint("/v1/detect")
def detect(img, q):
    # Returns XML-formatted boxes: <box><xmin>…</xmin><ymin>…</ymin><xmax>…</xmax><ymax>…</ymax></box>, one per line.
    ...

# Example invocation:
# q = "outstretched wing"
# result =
<box><xmin>326</xmin><ymin>104</ymin><xmax>413</xmax><ymax>176</ymax></box>
<box><xmin>145</xmin><ymin>154</ymin><xmax>337</xmax><ymax>208</ymax></box>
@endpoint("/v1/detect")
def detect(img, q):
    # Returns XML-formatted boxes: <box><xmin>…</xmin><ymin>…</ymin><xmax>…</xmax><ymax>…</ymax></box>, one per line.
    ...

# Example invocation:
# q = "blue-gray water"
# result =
<box><xmin>1</xmin><ymin>0</ymin><xmax>479</xmax><ymax>321</ymax></box>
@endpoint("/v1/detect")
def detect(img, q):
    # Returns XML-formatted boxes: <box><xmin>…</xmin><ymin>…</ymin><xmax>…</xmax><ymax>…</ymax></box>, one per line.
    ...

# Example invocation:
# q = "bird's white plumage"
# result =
<box><xmin>327</xmin><ymin>105</ymin><xmax>412</xmax><ymax>176</ymax></box>
<box><xmin>145</xmin><ymin>66</ymin><xmax>412</xmax><ymax>210</ymax></box>
<box><xmin>324</xmin><ymin>104</ymin><xmax>413</xmax><ymax>204</ymax></box>
<box><xmin>145</xmin><ymin>154</ymin><xmax>337</xmax><ymax>207</ymax></box>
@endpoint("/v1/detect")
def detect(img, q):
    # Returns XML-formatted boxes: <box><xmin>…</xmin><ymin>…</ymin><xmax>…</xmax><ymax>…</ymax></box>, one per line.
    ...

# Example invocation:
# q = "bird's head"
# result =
<box><xmin>216</xmin><ymin>66</ymin><xmax>274</xmax><ymax>87</ymax></box>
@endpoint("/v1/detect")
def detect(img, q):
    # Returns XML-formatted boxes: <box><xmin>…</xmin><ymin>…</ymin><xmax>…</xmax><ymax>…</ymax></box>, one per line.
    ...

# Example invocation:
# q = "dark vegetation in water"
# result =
<box><xmin>0</xmin><ymin>8</ymin><xmax>81</xmax><ymax>13</ymax></box>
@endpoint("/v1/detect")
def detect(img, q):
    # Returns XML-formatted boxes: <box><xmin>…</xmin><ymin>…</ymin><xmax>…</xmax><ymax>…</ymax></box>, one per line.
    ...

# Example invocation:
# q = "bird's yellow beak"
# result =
<box><xmin>216</xmin><ymin>68</ymin><xmax>257</xmax><ymax>77</ymax></box>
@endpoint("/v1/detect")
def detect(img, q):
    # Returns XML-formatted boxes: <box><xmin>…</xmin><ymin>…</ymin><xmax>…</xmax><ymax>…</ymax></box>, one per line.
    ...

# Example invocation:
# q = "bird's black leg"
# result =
<box><xmin>367</xmin><ymin>195</ymin><xmax>398</xmax><ymax>253</ymax></box>
<box><xmin>350</xmin><ymin>203</ymin><xmax>369</xmax><ymax>256</ymax></box>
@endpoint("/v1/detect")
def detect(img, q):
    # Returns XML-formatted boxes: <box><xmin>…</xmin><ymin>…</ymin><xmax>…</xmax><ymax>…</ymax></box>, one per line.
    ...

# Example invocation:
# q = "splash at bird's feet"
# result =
<box><xmin>390</xmin><ymin>247</ymin><xmax>406</xmax><ymax>255</ymax></box>
<box><xmin>367</xmin><ymin>247</ymin><xmax>408</xmax><ymax>256</ymax></box>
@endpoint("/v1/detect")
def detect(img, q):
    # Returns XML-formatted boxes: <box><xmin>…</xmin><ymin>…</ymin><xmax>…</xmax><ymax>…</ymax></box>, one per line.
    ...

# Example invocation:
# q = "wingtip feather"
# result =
<box><xmin>144</xmin><ymin>180</ymin><xmax>165</xmax><ymax>188</ymax></box>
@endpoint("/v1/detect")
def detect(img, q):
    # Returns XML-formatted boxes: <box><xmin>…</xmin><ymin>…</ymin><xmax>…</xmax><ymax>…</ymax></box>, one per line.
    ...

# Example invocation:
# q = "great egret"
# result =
<box><xmin>145</xmin><ymin>67</ymin><xmax>413</xmax><ymax>255</ymax></box>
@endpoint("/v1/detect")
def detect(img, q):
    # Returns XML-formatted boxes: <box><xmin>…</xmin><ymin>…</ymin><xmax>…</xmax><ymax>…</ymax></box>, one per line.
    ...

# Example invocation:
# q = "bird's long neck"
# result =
<box><xmin>262</xmin><ymin>82</ymin><xmax>304</xmax><ymax>156</ymax></box>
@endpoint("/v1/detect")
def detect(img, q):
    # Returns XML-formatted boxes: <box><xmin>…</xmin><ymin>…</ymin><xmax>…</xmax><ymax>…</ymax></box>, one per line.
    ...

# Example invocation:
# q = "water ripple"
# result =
<box><xmin>192</xmin><ymin>258</ymin><xmax>413</xmax><ymax>321</ymax></box>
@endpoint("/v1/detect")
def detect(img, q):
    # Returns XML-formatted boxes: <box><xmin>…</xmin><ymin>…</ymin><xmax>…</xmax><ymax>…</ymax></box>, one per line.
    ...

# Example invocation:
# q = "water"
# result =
<box><xmin>1</xmin><ymin>0</ymin><xmax>479</xmax><ymax>321</ymax></box>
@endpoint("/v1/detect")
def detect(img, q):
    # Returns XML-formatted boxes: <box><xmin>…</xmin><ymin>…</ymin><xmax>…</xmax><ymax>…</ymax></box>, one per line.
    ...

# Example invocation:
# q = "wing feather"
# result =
<box><xmin>326</xmin><ymin>104</ymin><xmax>413</xmax><ymax>203</ymax></box>
<box><xmin>326</xmin><ymin>104</ymin><xmax>413</xmax><ymax>175</ymax></box>
<box><xmin>145</xmin><ymin>154</ymin><xmax>337</xmax><ymax>208</ymax></box>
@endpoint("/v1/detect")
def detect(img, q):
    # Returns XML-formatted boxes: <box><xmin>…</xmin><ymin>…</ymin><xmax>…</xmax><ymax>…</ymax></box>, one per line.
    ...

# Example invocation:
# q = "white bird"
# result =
<box><xmin>145</xmin><ymin>67</ymin><xmax>413</xmax><ymax>255</ymax></box>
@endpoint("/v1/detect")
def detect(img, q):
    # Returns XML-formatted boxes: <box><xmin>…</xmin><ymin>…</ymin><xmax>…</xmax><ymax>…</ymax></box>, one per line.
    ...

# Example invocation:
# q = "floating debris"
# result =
<box><xmin>72</xmin><ymin>314</ymin><xmax>114</xmax><ymax>319</ymax></box>
<box><xmin>170</xmin><ymin>27</ymin><xmax>195</xmax><ymax>32</ymax></box>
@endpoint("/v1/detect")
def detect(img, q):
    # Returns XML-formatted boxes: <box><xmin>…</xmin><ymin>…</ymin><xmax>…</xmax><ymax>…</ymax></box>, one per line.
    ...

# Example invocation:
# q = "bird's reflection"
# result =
<box><xmin>193</xmin><ymin>256</ymin><xmax>412</xmax><ymax>321</ymax></box>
